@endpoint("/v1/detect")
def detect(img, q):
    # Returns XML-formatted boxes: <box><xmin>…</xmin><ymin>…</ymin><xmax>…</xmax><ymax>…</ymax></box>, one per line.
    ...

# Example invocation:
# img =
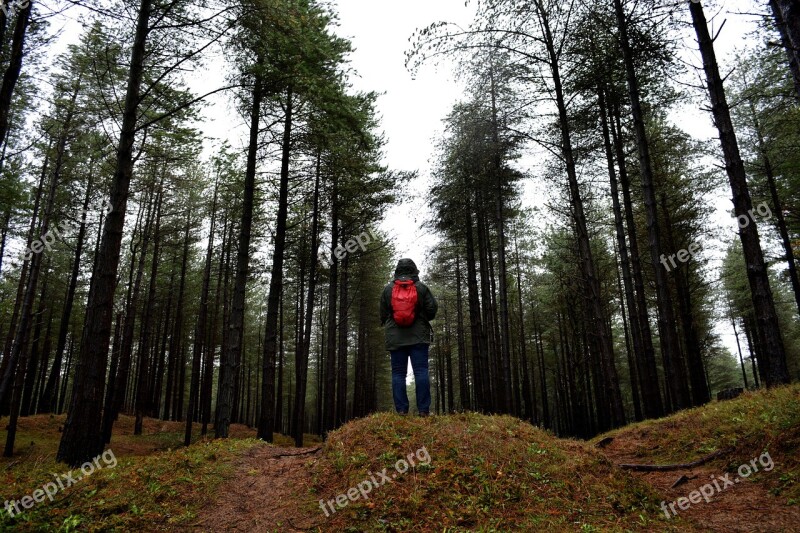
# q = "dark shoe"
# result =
<box><xmin>418</xmin><ymin>412</ymin><xmax>429</xmax><ymax>417</ymax></box>
<box><xmin>397</xmin><ymin>411</ymin><xmax>408</xmax><ymax>416</ymax></box>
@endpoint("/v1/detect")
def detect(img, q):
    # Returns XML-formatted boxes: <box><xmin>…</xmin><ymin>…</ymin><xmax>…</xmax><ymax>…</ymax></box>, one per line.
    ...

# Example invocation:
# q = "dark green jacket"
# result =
<box><xmin>380</xmin><ymin>259</ymin><xmax>438</xmax><ymax>352</ymax></box>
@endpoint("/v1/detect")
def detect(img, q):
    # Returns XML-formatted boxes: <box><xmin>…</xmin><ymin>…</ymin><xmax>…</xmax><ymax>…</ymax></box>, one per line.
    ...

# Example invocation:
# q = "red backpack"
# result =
<box><xmin>391</xmin><ymin>279</ymin><xmax>418</xmax><ymax>327</ymax></box>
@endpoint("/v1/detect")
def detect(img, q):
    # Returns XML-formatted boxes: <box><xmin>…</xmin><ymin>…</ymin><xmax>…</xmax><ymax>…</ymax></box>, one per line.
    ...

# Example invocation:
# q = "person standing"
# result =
<box><xmin>380</xmin><ymin>258</ymin><xmax>438</xmax><ymax>416</ymax></box>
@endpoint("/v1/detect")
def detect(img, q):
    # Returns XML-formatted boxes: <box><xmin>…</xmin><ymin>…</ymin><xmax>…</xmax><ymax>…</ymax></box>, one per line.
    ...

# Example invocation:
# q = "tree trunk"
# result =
<box><xmin>323</xmin><ymin>175</ymin><xmax>339</xmax><ymax>435</ymax></box>
<box><xmin>257</xmin><ymin>85</ymin><xmax>292</xmax><ymax>442</ymax></box>
<box><xmin>599</xmin><ymin>87</ymin><xmax>643</xmax><ymax>421</ymax></box>
<box><xmin>353</xmin><ymin>277</ymin><xmax>368</xmax><ymax>419</ymax></box>
<box><xmin>610</xmin><ymin>100</ymin><xmax>664</xmax><ymax>418</ymax></box>
<box><xmin>613</xmin><ymin>0</ymin><xmax>689</xmax><ymax>411</ymax></box>
<box><xmin>615</xmin><ymin>247</ymin><xmax>642</xmax><ymax>421</ymax></box>
<box><xmin>185</xmin><ymin>181</ymin><xmax>217</xmax><ymax>444</ymax></box>
<box><xmin>218</xmin><ymin>68</ymin><xmax>265</xmax><ymax>439</ymax></box>
<box><xmin>202</xmin><ymin>213</ymin><xmax>227</xmax><ymax>434</ymax></box>
<box><xmin>532</xmin><ymin>309</ymin><xmax>550</xmax><ymax>428</ymax></box>
<box><xmin>538</xmin><ymin>2</ymin><xmax>624</xmax><ymax>427</ymax></box>
<box><xmin>336</xmin><ymin>252</ymin><xmax>349</xmax><ymax>425</ymax></box>
<box><xmin>746</xmin><ymin>102</ymin><xmax>800</xmax><ymax>318</ymax></box>
<box><xmin>731</xmin><ymin>316</ymin><xmax>750</xmax><ymax>390</ymax></box>
<box><xmin>464</xmin><ymin>198</ymin><xmax>488</xmax><ymax>411</ymax></box>
<box><xmin>274</xmin><ymin>296</ymin><xmax>285</xmax><ymax>434</ymax></box>
<box><xmin>454</xmin><ymin>255</ymin><xmax>470</xmax><ymax>411</ymax></box>
<box><xmin>3</xmin><ymin>143</ymin><xmax>62</xmax><ymax>454</ymax></box>
<box><xmin>0</xmin><ymin>0</ymin><xmax>32</xmax><ymax>150</ymax></box>
<box><xmin>1</xmin><ymin>148</ymin><xmax>59</xmax><ymax>443</ymax></box>
<box><xmin>135</xmin><ymin>185</ymin><xmax>164</xmax><ymax>434</ymax></box>
<box><xmin>58</xmin><ymin>0</ymin><xmax>152</xmax><ymax>466</ymax></box>
<box><xmin>513</xmin><ymin>233</ymin><xmax>535</xmax><ymax>423</ymax></box>
<box><xmin>770</xmin><ymin>0</ymin><xmax>800</xmax><ymax>100</ymax></box>
<box><xmin>293</xmin><ymin>152</ymin><xmax>321</xmax><ymax>446</ymax></box>
<box><xmin>476</xmin><ymin>198</ymin><xmax>497</xmax><ymax>411</ymax></box>
<box><xmin>39</xmin><ymin>177</ymin><xmax>93</xmax><ymax>413</ymax></box>
<box><xmin>690</xmin><ymin>0</ymin><xmax>790</xmax><ymax>386</ymax></box>
<box><xmin>102</xmin><ymin>190</ymin><xmax>154</xmax><ymax>444</ymax></box>
<box><xmin>660</xmin><ymin>193</ymin><xmax>710</xmax><ymax>406</ymax></box>
<box><xmin>20</xmin><ymin>259</ymin><xmax>50</xmax><ymax>416</ymax></box>
<box><xmin>57</xmin><ymin>334</ymin><xmax>74</xmax><ymax>414</ymax></box>
<box><xmin>489</xmin><ymin>68</ymin><xmax>514</xmax><ymax>414</ymax></box>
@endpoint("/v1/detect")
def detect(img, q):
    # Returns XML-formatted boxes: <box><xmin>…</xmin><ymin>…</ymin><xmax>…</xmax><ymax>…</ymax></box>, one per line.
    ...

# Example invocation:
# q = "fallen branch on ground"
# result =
<box><xmin>618</xmin><ymin>448</ymin><xmax>733</xmax><ymax>472</ymax></box>
<box><xmin>272</xmin><ymin>447</ymin><xmax>321</xmax><ymax>459</ymax></box>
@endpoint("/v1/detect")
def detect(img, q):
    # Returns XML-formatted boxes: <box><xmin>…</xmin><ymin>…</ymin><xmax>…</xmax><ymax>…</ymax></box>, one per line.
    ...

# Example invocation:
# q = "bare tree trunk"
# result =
<box><xmin>185</xmin><ymin>181</ymin><xmax>217</xmax><ymax>445</ymax></box>
<box><xmin>336</xmin><ymin>252</ymin><xmax>349</xmax><ymax>424</ymax></box>
<box><xmin>537</xmin><ymin>1</ymin><xmax>624</xmax><ymax>427</ymax></box>
<box><xmin>0</xmin><ymin>1</ymin><xmax>32</xmax><ymax>150</ymax></box>
<box><xmin>464</xmin><ymin>198</ymin><xmax>488</xmax><ymax>411</ymax></box>
<box><xmin>202</xmin><ymin>213</ymin><xmax>227</xmax><ymax>434</ymax></box>
<box><xmin>455</xmin><ymin>256</ymin><xmax>470</xmax><ymax>411</ymax></box>
<box><xmin>323</xmin><ymin>176</ymin><xmax>339</xmax><ymax>435</ymax></box>
<box><xmin>532</xmin><ymin>309</ymin><xmax>550</xmax><ymax>428</ymax></box>
<box><xmin>770</xmin><ymin>0</ymin><xmax>800</xmax><ymax>100</ymax></box>
<box><xmin>610</xmin><ymin>101</ymin><xmax>664</xmax><ymax>418</ymax></box>
<box><xmin>274</xmin><ymin>296</ymin><xmax>284</xmax><ymax>434</ymax></box>
<box><xmin>513</xmin><ymin>232</ymin><xmax>535</xmax><ymax>423</ymax></box>
<box><xmin>599</xmin><ymin>87</ymin><xmax>643</xmax><ymax>421</ymax></box>
<box><xmin>660</xmin><ymin>193</ymin><xmax>710</xmax><ymax>406</ymax></box>
<box><xmin>0</xmin><ymin>156</ymin><xmax>53</xmax><ymax>406</ymax></box>
<box><xmin>218</xmin><ymin>68</ymin><xmax>265</xmax><ymax>439</ymax></box>
<box><xmin>257</xmin><ymin>85</ymin><xmax>292</xmax><ymax>442</ymax></box>
<box><xmin>102</xmin><ymin>190</ymin><xmax>154</xmax><ymax>444</ymax></box>
<box><xmin>690</xmin><ymin>0</ymin><xmax>790</xmax><ymax>386</ymax></box>
<box><xmin>20</xmin><ymin>259</ymin><xmax>50</xmax><ymax>416</ymax></box>
<box><xmin>731</xmin><ymin>316</ymin><xmax>749</xmax><ymax>390</ymax></box>
<box><xmin>613</xmin><ymin>0</ymin><xmax>689</xmax><ymax>411</ymax></box>
<box><xmin>615</xmin><ymin>247</ymin><xmax>642</xmax><ymax>421</ymax></box>
<box><xmin>151</xmin><ymin>270</ymin><xmax>173</xmax><ymax>418</ymax></box>
<box><xmin>58</xmin><ymin>0</ymin><xmax>152</xmax><ymax>466</ymax></box>
<box><xmin>3</xmin><ymin>140</ymin><xmax>62</xmax><ymax>454</ymax></box>
<box><xmin>293</xmin><ymin>153</ymin><xmax>321</xmax><ymax>446</ymax></box>
<box><xmin>476</xmin><ymin>199</ymin><xmax>497</xmax><ymax>411</ymax></box>
<box><xmin>745</xmin><ymin>101</ymin><xmax>800</xmax><ymax>317</ymax></box>
<box><xmin>39</xmin><ymin>176</ymin><xmax>93</xmax><ymax>413</ymax></box>
<box><xmin>57</xmin><ymin>333</ymin><xmax>74</xmax><ymax>414</ymax></box>
<box><xmin>353</xmin><ymin>278</ymin><xmax>368</xmax><ymax>418</ymax></box>
<box><xmin>135</xmin><ymin>185</ymin><xmax>164</xmax><ymax>434</ymax></box>
<box><xmin>489</xmin><ymin>68</ymin><xmax>514</xmax><ymax>414</ymax></box>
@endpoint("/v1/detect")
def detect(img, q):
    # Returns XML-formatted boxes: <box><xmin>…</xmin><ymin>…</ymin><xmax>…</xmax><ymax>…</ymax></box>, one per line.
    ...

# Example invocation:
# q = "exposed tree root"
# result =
<box><xmin>618</xmin><ymin>447</ymin><xmax>733</xmax><ymax>471</ymax></box>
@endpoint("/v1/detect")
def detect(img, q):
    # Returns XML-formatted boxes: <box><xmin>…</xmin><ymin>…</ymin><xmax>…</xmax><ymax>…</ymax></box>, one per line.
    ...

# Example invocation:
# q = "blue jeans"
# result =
<box><xmin>390</xmin><ymin>344</ymin><xmax>431</xmax><ymax>414</ymax></box>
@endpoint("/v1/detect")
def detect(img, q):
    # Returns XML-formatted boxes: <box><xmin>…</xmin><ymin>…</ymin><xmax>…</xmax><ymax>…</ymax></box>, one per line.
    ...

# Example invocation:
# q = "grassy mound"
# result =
<box><xmin>0</xmin><ymin>414</ymin><xmax>267</xmax><ymax>532</ymax></box>
<box><xmin>311</xmin><ymin>412</ymin><xmax>691</xmax><ymax>532</ymax></box>
<box><xmin>593</xmin><ymin>384</ymin><xmax>800</xmax><ymax>506</ymax></box>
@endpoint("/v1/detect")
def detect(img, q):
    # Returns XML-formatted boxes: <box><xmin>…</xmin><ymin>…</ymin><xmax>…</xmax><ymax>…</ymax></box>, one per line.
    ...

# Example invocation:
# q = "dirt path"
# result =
<box><xmin>599</xmin><ymin>435</ymin><xmax>800</xmax><ymax>532</ymax></box>
<box><xmin>188</xmin><ymin>444</ymin><xmax>322</xmax><ymax>533</ymax></box>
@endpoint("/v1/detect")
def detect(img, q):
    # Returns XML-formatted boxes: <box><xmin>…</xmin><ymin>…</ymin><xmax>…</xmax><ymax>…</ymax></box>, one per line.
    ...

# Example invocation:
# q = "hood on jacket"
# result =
<box><xmin>394</xmin><ymin>258</ymin><xmax>419</xmax><ymax>281</ymax></box>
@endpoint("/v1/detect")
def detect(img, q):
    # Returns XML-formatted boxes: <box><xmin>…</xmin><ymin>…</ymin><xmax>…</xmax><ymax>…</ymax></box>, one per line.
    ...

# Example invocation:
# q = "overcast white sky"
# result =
<box><xmin>329</xmin><ymin>0</ymin><xmax>475</xmax><ymax>268</ymax></box>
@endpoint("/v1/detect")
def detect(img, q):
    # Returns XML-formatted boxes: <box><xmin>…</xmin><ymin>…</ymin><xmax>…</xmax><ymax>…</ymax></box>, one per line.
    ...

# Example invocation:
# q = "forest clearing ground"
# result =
<box><xmin>190</xmin><ymin>443</ymin><xmax>322</xmax><ymax>533</ymax></box>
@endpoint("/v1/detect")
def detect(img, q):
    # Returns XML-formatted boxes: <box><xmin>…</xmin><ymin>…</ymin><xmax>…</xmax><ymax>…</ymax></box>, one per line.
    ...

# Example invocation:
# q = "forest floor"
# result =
<box><xmin>599</xmin><ymin>435</ymin><xmax>800</xmax><ymax>532</ymax></box>
<box><xmin>1</xmin><ymin>385</ymin><xmax>798</xmax><ymax>531</ymax></box>
<box><xmin>189</xmin><ymin>444</ymin><xmax>322</xmax><ymax>532</ymax></box>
